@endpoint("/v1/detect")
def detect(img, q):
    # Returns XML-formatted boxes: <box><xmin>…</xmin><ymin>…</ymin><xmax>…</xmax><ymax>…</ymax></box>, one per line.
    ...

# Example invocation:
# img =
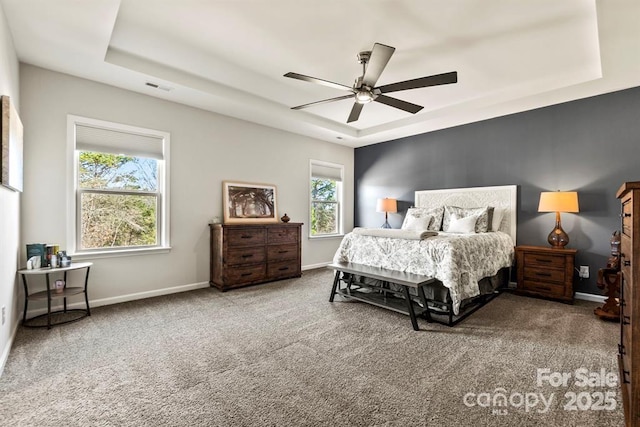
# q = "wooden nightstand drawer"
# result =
<box><xmin>522</xmin><ymin>280</ymin><xmax>566</xmax><ymax>297</ymax></box>
<box><xmin>523</xmin><ymin>252</ymin><xmax>565</xmax><ymax>269</ymax></box>
<box><xmin>523</xmin><ymin>266</ymin><xmax>565</xmax><ymax>284</ymax></box>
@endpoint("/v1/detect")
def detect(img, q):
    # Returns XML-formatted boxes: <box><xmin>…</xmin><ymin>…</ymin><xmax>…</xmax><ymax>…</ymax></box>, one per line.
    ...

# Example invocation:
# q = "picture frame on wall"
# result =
<box><xmin>223</xmin><ymin>181</ymin><xmax>278</xmax><ymax>224</ymax></box>
<box><xmin>1</xmin><ymin>95</ymin><xmax>24</xmax><ymax>192</ymax></box>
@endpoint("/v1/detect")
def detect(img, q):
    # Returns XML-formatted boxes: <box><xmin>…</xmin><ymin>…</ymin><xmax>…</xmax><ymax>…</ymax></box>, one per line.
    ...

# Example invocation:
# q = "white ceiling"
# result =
<box><xmin>2</xmin><ymin>0</ymin><xmax>639</xmax><ymax>148</ymax></box>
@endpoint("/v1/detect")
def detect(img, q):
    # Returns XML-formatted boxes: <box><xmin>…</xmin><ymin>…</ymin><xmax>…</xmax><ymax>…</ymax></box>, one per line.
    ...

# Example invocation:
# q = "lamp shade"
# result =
<box><xmin>538</xmin><ymin>191</ymin><xmax>579</xmax><ymax>213</ymax></box>
<box><xmin>376</xmin><ymin>198</ymin><xmax>397</xmax><ymax>213</ymax></box>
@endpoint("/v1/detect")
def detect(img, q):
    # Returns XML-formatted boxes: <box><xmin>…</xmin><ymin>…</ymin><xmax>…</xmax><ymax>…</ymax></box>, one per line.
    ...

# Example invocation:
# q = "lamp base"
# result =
<box><xmin>381</xmin><ymin>221</ymin><xmax>391</xmax><ymax>229</ymax></box>
<box><xmin>548</xmin><ymin>214</ymin><xmax>570</xmax><ymax>248</ymax></box>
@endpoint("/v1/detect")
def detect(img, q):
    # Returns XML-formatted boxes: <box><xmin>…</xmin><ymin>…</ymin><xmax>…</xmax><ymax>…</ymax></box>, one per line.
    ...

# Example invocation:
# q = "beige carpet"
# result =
<box><xmin>0</xmin><ymin>268</ymin><xmax>623</xmax><ymax>426</ymax></box>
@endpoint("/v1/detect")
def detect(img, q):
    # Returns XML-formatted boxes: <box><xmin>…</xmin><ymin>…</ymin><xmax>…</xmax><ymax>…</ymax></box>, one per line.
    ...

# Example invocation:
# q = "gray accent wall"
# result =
<box><xmin>355</xmin><ymin>86</ymin><xmax>640</xmax><ymax>295</ymax></box>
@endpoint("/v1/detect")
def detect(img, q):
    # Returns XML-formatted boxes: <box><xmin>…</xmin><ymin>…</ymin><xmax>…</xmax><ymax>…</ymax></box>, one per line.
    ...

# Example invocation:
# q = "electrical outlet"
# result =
<box><xmin>579</xmin><ymin>266</ymin><xmax>590</xmax><ymax>279</ymax></box>
<box><xmin>1</xmin><ymin>306</ymin><xmax>5</xmax><ymax>326</ymax></box>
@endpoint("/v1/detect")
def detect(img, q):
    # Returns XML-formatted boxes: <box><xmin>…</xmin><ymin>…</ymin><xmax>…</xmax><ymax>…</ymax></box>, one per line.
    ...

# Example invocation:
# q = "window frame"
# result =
<box><xmin>67</xmin><ymin>115</ymin><xmax>171</xmax><ymax>259</ymax></box>
<box><xmin>309</xmin><ymin>159</ymin><xmax>344</xmax><ymax>239</ymax></box>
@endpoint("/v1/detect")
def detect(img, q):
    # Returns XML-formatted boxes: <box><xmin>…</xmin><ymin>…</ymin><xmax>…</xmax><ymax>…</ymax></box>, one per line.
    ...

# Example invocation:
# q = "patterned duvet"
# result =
<box><xmin>333</xmin><ymin>231</ymin><xmax>515</xmax><ymax>314</ymax></box>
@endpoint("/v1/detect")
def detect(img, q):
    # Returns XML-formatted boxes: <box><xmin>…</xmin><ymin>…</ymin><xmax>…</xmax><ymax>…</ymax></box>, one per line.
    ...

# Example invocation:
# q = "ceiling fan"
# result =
<box><xmin>284</xmin><ymin>42</ymin><xmax>457</xmax><ymax>123</ymax></box>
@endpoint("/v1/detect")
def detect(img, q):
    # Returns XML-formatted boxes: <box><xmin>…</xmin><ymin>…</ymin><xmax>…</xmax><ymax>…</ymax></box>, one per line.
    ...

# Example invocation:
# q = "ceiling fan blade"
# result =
<box><xmin>291</xmin><ymin>94</ymin><xmax>355</xmax><ymax>110</ymax></box>
<box><xmin>376</xmin><ymin>71</ymin><xmax>458</xmax><ymax>94</ymax></box>
<box><xmin>284</xmin><ymin>72</ymin><xmax>353</xmax><ymax>92</ymax></box>
<box><xmin>362</xmin><ymin>43</ymin><xmax>395</xmax><ymax>87</ymax></box>
<box><xmin>374</xmin><ymin>95</ymin><xmax>424</xmax><ymax>114</ymax></box>
<box><xmin>347</xmin><ymin>103</ymin><xmax>364</xmax><ymax>123</ymax></box>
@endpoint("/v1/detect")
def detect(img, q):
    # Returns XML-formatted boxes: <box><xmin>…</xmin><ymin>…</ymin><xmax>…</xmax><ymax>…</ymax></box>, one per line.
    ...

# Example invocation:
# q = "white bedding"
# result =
<box><xmin>333</xmin><ymin>231</ymin><xmax>515</xmax><ymax>314</ymax></box>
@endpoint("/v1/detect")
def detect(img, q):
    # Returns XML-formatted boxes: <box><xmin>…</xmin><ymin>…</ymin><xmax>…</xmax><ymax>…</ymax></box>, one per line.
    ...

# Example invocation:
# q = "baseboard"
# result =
<box><xmin>574</xmin><ymin>292</ymin><xmax>606</xmax><ymax>303</ymax></box>
<box><xmin>302</xmin><ymin>262</ymin><xmax>330</xmax><ymax>271</ymax></box>
<box><xmin>0</xmin><ymin>321</ymin><xmax>19</xmax><ymax>378</ymax></box>
<box><xmin>26</xmin><ymin>281</ymin><xmax>210</xmax><ymax>317</ymax></box>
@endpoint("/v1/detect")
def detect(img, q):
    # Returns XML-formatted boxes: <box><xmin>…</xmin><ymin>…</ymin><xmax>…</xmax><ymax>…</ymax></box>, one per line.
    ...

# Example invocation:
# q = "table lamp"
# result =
<box><xmin>376</xmin><ymin>198</ymin><xmax>397</xmax><ymax>229</ymax></box>
<box><xmin>538</xmin><ymin>191</ymin><xmax>579</xmax><ymax>248</ymax></box>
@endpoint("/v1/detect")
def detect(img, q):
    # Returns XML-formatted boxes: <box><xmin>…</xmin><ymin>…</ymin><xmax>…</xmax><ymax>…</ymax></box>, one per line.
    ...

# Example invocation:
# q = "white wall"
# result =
<box><xmin>20</xmin><ymin>65</ymin><xmax>353</xmax><ymax>308</ymax></box>
<box><xmin>0</xmin><ymin>2</ymin><xmax>21</xmax><ymax>375</ymax></box>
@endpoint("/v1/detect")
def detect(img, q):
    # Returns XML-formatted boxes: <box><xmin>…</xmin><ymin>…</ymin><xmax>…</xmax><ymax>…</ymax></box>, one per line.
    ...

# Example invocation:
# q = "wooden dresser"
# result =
<box><xmin>209</xmin><ymin>222</ymin><xmax>302</xmax><ymax>291</ymax></box>
<box><xmin>515</xmin><ymin>245</ymin><xmax>576</xmax><ymax>303</ymax></box>
<box><xmin>617</xmin><ymin>181</ymin><xmax>640</xmax><ymax>427</ymax></box>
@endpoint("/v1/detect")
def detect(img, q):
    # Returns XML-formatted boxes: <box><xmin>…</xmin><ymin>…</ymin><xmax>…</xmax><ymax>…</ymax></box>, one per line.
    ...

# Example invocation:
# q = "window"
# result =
<box><xmin>310</xmin><ymin>160</ymin><xmax>343</xmax><ymax>237</ymax></box>
<box><xmin>67</xmin><ymin>116</ymin><xmax>170</xmax><ymax>256</ymax></box>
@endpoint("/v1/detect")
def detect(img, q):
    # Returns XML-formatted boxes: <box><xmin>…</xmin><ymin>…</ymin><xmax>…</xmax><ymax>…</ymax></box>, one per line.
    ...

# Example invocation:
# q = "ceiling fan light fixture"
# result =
<box><xmin>355</xmin><ymin>89</ymin><xmax>373</xmax><ymax>104</ymax></box>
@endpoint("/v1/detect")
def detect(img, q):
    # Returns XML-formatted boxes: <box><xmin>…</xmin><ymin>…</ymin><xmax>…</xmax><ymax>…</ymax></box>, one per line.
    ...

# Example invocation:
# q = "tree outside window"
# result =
<box><xmin>78</xmin><ymin>152</ymin><xmax>159</xmax><ymax>249</ymax></box>
<box><xmin>311</xmin><ymin>177</ymin><xmax>339</xmax><ymax>235</ymax></box>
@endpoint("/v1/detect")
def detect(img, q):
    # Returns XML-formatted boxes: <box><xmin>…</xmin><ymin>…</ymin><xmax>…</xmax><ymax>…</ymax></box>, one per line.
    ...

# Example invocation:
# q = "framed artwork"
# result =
<box><xmin>223</xmin><ymin>181</ymin><xmax>278</xmax><ymax>224</ymax></box>
<box><xmin>1</xmin><ymin>95</ymin><xmax>24</xmax><ymax>192</ymax></box>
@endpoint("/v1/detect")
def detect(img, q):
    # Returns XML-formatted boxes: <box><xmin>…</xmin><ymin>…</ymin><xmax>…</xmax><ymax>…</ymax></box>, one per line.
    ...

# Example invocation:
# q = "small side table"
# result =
<box><xmin>18</xmin><ymin>262</ymin><xmax>93</xmax><ymax>329</ymax></box>
<box><xmin>515</xmin><ymin>245</ymin><xmax>576</xmax><ymax>303</ymax></box>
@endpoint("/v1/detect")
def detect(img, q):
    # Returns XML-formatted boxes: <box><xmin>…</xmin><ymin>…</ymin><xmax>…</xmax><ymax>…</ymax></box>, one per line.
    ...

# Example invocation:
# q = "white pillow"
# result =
<box><xmin>402</xmin><ymin>214</ymin><xmax>433</xmax><ymax>231</ymax></box>
<box><xmin>447</xmin><ymin>213</ymin><xmax>478</xmax><ymax>234</ymax></box>
<box><xmin>491</xmin><ymin>208</ymin><xmax>505</xmax><ymax>232</ymax></box>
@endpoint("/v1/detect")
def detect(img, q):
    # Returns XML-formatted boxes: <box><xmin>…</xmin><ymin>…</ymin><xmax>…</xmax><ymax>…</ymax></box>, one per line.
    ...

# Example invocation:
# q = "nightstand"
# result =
<box><xmin>515</xmin><ymin>245</ymin><xmax>577</xmax><ymax>303</ymax></box>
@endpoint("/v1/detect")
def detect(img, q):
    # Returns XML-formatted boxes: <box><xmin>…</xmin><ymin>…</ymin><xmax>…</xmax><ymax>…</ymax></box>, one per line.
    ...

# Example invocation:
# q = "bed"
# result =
<box><xmin>331</xmin><ymin>185</ymin><xmax>517</xmax><ymax>325</ymax></box>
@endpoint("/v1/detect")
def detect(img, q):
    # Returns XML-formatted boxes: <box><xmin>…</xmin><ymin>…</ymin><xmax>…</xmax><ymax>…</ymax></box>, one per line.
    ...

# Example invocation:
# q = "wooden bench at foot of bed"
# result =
<box><xmin>328</xmin><ymin>262</ymin><xmax>436</xmax><ymax>331</ymax></box>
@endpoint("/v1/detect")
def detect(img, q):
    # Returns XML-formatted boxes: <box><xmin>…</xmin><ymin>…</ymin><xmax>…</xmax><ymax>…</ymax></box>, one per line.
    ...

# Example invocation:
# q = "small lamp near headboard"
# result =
<box><xmin>376</xmin><ymin>198</ymin><xmax>397</xmax><ymax>229</ymax></box>
<box><xmin>538</xmin><ymin>191</ymin><xmax>579</xmax><ymax>248</ymax></box>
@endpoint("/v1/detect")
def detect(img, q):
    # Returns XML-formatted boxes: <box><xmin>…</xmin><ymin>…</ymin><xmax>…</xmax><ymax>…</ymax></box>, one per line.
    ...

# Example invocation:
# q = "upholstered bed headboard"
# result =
<box><xmin>414</xmin><ymin>185</ymin><xmax>517</xmax><ymax>244</ymax></box>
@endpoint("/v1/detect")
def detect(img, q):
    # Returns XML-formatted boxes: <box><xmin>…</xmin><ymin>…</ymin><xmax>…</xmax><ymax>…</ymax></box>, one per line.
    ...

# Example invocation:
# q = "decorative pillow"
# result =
<box><xmin>401</xmin><ymin>207</ymin><xmax>444</xmax><ymax>231</ymax></box>
<box><xmin>442</xmin><ymin>206</ymin><xmax>491</xmax><ymax>233</ymax></box>
<box><xmin>490</xmin><ymin>208</ymin><xmax>505</xmax><ymax>232</ymax></box>
<box><xmin>402</xmin><ymin>214</ymin><xmax>433</xmax><ymax>231</ymax></box>
<box><xmin>447</xmin><ymin>213</ymin><xmax>479</xmax><ymax>234</ymax></box>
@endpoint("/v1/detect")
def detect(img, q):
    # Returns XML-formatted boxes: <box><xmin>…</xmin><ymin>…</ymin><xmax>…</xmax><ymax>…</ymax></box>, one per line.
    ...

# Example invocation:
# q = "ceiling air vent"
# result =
<box><xmin>145</xmin><ymin>82</ymin><xmax>173</xmax><ymax>92</ymax></box>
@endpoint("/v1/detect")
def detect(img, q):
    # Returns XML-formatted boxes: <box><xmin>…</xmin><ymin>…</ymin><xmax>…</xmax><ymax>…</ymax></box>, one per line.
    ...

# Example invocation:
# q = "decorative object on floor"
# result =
<box><xmin>1</xmin><ymin>95</ymin><xmax>24</xmax><ymax>192</ymax></box>
<box><xmin>280</xmin><ymin>213</ymin><xmax>290</xmax><ymax>223</ymax></box>
<box><xmin>376</xmin><ymin>197</ymin><xmax>397</xmax><ymax>228</ymax></box>
<box><xmin>222</xmin><ymin>181</ymin><xmax>278</xmax><ymax>224</ymax></box>
<box><xmin>594</xmin><ymin>268</ymin><xmax>620</xmax><ymax>321</ymax></box>
<box><xmin>538</xmin><ymin>190</ymin><xmax>579</xmax><ymax>248</ymax></box>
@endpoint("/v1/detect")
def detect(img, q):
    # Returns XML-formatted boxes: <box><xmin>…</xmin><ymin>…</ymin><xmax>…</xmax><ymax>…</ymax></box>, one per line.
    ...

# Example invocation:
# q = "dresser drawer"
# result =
<box><xmin>622</xmin><ymin>198</ymin><xmax>633</xmax><ymax>237</ymax></box>
<box><xmin>521</xmin><ymin>280</ymin><xmax>566</xmax><ymax>297</ymax></box>
<box><xmin>268</xmin><ymin>226</ymin><xmax>298</xmax><ymax>244</ymax></box>
<box><xmin>523</xmin><ymin>266</ymin><xmax>565</xmax><ymax>284</ymax></box>
<box><xmin>224</xmin><ymin>264</ymin><xmax>266</xmax><ymax>285</ymax></box>
<box><xmin>267</xmin><ymin>261</ymin><xmax>298</xmax><ymax>279</ymax></box>
<box><xmin>523</xmin><ymin>252</ymin><xmax>566</xmax><ymax>269</ymax></box>
<box><xmin>226</xmin><ymin>228</ymin><xmax>266</xmax><ymax>247</ymax></box>
<box><xmin>226</xmin><ymin>246</ymin><xmax>266</xmax><ymax>265</ymax></box>
<box><xmin>267</xmin><ymin>244</ymin><xmax>298</xmax><ymax>262</ymax></box>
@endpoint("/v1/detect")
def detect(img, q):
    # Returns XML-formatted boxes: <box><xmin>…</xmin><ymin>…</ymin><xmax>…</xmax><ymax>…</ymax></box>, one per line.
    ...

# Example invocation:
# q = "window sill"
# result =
<box><xmin>70</xmin><ymin>246</ymin><xmax>171</xmax><ymax>261</ymax></box>
<box><xmin>309</xmin><ymin>234</ymin><xmax>345</xmax><ymax>240</ymax></box>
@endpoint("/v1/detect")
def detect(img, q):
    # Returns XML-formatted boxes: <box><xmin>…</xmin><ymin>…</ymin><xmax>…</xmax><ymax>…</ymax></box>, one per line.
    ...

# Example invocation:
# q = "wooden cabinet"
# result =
<box><xmin>209</xmin><ymin>223</ymin><xmax>302</xmax><ymax>291</ymax></box>
<box><xmin>515</xmin><ymin>245</ymin><xmax>576</xmax><ymax>303</ymax></box>
<box><xmin>616</xmin><ymin>182</ymin><xmax>640</xmax><ymax>427</ymax></box>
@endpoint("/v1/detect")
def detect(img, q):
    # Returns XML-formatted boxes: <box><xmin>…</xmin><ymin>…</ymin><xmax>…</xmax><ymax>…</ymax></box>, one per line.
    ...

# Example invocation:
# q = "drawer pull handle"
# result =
<box><xmin>278</xmin><ymin>250</ymin><xmax>289</xmax><ymax>254</ymax></box>
<box><xmin>535</xmin><ymin>285</ymin><xmax>551</xmax><ymax>291</ymax></box>
<box><xmin>623</xmin><ymin>370</ymin><xmax>631</xmax><ymax>384</ymax></box>
<box><xmin>241</xmin><ymin>254</ymin><xmax>254</xmax><ymax>258</ymax></box>
<box><xmin>278</xmin><ymin>267</ymin><xmax>289</xmax><ymax>271</ymax></box>
<box><xmin>241</xmin><ymin>235</ymin><xmax>253</xmax><ymax>239</ymax></box>
<box><xmin>624</xmin><ymin>260</ymin><xmax>631</xmax><ymax>267</ymax></box>
<box><xmin>534</xmin><ymin>258</ymin><xmax>552</xmax><ymax>263</ymax></box>
<box><xmin>623</xmin><ymin>315</ymin><xmax>631</xmax><ymax>325</ymax></box>
<box><xmin>241</xmin><ymin>273</ymin><xmax>253</xmax><ymax>277</ymax></box>
<box><xmin>535</xmin><ymin>272</ymin><xmax>552</xmax><ymax>277</ymax></box>
<box><xmin>622</xmin><ymin>213</ymin><xmax>632</xmax><ymax>218</ymax></box>
<box><xmin>619</xmin><ymin>344</ymin><xmax>626</xmax><ymax>355</ymax></box>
